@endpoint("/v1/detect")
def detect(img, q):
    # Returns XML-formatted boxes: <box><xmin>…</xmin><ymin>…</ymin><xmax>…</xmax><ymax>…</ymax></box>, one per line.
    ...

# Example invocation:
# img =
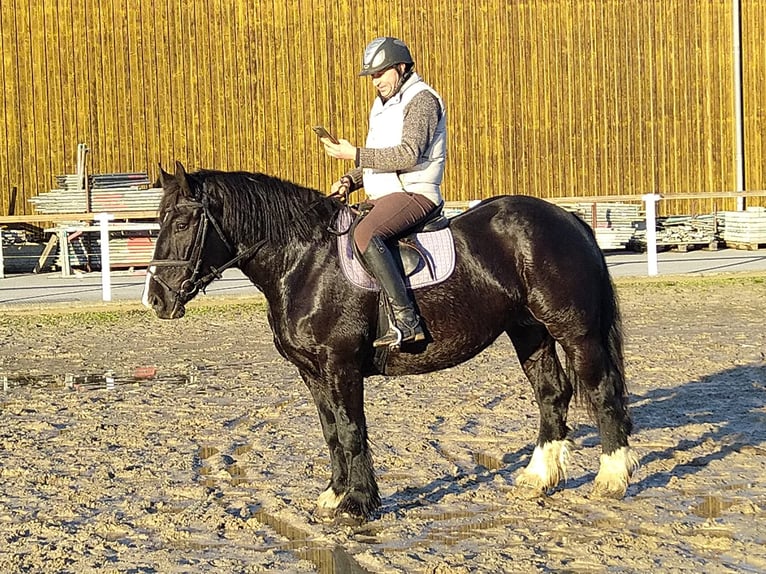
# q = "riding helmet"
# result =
<box><xmin>359</xmin><ymin>37</ymin><xmax>414</xmax><ymax>76</ymax></box>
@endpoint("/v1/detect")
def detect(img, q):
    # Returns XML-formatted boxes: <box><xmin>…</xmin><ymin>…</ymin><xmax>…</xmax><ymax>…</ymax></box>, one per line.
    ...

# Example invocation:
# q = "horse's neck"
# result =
<box><xmin>230</xmin><ymin>190</ymin><xmax>337</xmax><ymax>296</ymax></box>
<box><xmin>241</xmin><ymin>237</ymin><xmax>333</xmax><ymax>302</ymax></box>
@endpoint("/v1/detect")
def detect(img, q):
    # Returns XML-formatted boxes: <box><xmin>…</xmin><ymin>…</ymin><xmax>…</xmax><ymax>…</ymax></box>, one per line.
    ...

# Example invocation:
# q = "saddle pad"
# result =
<box><xmin>335</xmin><ymin>207</ymin><xmax>456</xmax><ymax>291</ymax></box>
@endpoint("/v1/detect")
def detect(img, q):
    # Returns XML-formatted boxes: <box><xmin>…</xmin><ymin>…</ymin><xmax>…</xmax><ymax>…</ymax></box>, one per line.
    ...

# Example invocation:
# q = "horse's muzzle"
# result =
<box><xmin>143</xmin><ymin>268</ymin><xmax>188</xmax><ymax>319</ymax></box>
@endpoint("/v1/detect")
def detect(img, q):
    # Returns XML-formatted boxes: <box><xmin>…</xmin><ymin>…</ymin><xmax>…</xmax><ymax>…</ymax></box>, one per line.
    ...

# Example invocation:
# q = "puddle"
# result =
<box><xmin>472</xmin><ymin>451</ymin><xmax>505</xmax><ymax>471</ymax></box>
<box><xmin>234</xmin><ymin>444</ymin><xmax>253</xmax><ymax>456</ymax></box>
<box><xmin>197</xmin><ymin>466</ymin><xmax>216</xmax><ymax>488</ymax></box>
<box><xmin>226</xmin><ymin>464</ymin><xmax>249</xmax><ymax>486</ymax></box>
<box><xmin>1</xmin><ymin>371</ymin><xmax>194</xmax><ymax>393</ymax></box>
<box><xmin>248</xmin><ymin>508</ymin><xmax>373</xmax><ymax>574</ymax></box>
<box><xmin>198</xmin><ymin>446</ymin><xmax>220</xmax><ymax>460</ymax></box>
<box><xmin>691</xmin><ymin>495</ymin><xmax>735</xmax><ymax>519</ymax></box>
<box><xmin>415</xmin><ymin>504</ymin><xmax>516</xmax><ymax>546</ymax></box>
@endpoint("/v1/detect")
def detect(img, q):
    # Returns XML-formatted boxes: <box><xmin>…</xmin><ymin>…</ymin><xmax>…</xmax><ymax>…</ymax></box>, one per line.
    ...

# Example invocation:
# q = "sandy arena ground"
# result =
<box><xmin>0</xmin><ymin>275</ymin><xmax>764</xmax><ymax>573</ymax></box>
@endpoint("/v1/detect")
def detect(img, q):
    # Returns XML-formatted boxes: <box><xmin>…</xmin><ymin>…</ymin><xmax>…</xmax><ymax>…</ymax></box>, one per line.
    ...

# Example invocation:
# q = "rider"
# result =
<box><xmin>320</xmin><ymin>36</ymin><xmax>447</xmax><ymax>348</ymax></box>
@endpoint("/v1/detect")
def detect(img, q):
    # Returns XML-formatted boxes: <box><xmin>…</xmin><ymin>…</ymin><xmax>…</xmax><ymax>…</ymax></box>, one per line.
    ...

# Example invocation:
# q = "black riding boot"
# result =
<box><xmin>363</xmin><ymin>236</ymin><xmax>425</xmax><ymax>348</ymax></box>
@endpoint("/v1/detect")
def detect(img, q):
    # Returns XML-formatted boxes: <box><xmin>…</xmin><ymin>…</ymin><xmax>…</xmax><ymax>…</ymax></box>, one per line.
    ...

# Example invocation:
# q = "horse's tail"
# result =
<box><xmin>600</xmin><ymin>272</ymin><xmax>626</xmax><ymax>392</ymax></box>
<box><xmin>566</xmin><ymin>217</ymin><xmax>630</xmax><ymax>427</ymax></box>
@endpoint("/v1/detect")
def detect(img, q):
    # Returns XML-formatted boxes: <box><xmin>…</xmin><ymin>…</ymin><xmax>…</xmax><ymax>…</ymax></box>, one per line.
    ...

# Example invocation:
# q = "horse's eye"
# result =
<box><xmin>175</xmin><ymin>221</ymin><xmax>189</xmax><ymax>231</ymax></box>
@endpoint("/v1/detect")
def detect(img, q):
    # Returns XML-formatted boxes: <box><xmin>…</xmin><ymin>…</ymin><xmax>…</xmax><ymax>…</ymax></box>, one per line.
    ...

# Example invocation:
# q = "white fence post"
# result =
<box><xmin>642</xmin><ymin>194</ymin><xmax>662</xmax><ymax>276</ymax></box>
<box><xmin>96</xmin><ymin>213</ymin><xmax>114</xmax><ymax>301</ymax></box>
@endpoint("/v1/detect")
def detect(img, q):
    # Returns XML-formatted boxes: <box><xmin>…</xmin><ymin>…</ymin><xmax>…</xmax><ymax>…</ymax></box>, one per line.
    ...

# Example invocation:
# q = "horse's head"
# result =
<box><xmin>143</xmin><ymin>161</ymin><xmax>233</xmax><ymax>319</ymax></box>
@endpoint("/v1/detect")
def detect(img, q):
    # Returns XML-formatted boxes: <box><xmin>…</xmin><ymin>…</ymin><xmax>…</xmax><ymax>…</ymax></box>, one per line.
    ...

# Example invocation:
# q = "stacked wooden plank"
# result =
<box><xmin>1</xmin><ymin>228</ymin><xmax>34</xmax><ymax>245</ymax></box>
<box><xmin>0</xmin><ymin>228</ymin><xmax>52</xmax><ymax>274</ymax></box>
<box><xmin>65</xmin><ymin>231</ymin><xmax>157</xmax><ymax>270</ymax></box>
<box><xmin>629</xmin><ymin>214</ymin><xmax>720</xmax><ymax>252</ymax></box>
<box><xmin>29</xmin><ymin>172</ymin><xmax>161</xmax><ymax>214</ymax></box>
<box><xmin>573</xmin><ymin>202</ymin><xmax>640</xmax><ymax>250</ymax></box>
<box><xmin>722</xmin><ymin>208</ymin><xmax>766</xmax><ymax>249</ymax></box>
<box><xmin>22</xmin><ymin>167</ymin><xmax>163</xmax><ymax>273</ymax></box>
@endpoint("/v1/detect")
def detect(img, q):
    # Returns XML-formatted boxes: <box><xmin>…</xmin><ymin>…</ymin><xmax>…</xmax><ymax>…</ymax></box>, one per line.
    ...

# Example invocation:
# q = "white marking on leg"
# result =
<box><xmin>593</xmin><ymin>446</ymin><xmax>640</xmax><ymax>498</ymax></box>
<box><xmin>141</xmin><ymin>266</ymin><xmax>156</xmax><ymax>308</ymax></box>
<box><xmin>316</xmin><ymin>486</ymin><xmax>344</xmax><ymax>510</ymax></box>
<box><xmin>516</xmin><ymin>439</ymin><xmax>573</xmax><ymax>494</ymax></box>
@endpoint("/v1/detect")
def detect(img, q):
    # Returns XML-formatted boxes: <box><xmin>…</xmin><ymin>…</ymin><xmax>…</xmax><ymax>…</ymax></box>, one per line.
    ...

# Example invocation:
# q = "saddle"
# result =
<box><xmin>348</xmin><ymin>201</ymin><xmax>451</xmax><ymax>280</ymax></box>
<box><xmin>332</xmin><ymin>204</ymin><xmax>455</xmax><ymax>291</ymax></box>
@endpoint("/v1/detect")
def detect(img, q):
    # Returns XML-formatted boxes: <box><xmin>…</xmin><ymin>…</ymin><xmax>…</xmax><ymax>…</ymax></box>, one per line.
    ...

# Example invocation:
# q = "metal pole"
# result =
<box><xmin>733</xmin><ymin>0</ymin><xmax>745</xmax><ymax>210</ymax></box>
<box><xmin>59</xmin><ymin>229</ymin><xmax>71</xmax><ymax>277</ymax></box>
<box><xmin>643</xmin><ymin>194</ymin><xmax>661</xmax><ymax>276</ymax></box>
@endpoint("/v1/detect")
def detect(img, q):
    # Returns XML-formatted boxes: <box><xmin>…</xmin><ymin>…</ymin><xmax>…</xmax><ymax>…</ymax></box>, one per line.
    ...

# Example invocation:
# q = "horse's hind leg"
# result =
<box><xmin>565</xmin><ymin>337</ymin><xmax>638</xmax><ymax>498</ymax></box>
<box><xmin>508</xmin><ymin>325</ymin><xmax>574</xmax><ymax>495</ymax></box>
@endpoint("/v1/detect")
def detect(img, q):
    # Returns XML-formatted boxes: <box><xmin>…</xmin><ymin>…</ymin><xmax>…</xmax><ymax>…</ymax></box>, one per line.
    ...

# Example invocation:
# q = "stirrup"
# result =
<box><xmin>373</xmin><ymin>325</ymin><xmax>404</xmax><ymax>349</ymax></box>
<box><xmin>373</xmin><ymin>321</ymin><xmax>425</xmax><ymax>349</ymax></box>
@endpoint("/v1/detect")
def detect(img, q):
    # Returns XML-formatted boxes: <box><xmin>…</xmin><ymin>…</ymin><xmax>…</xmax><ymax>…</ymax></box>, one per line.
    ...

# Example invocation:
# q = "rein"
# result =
<box><xmin>149</xmin><ymin>191</ymin><xmax>339</xmax><ymax>305</ymax></box>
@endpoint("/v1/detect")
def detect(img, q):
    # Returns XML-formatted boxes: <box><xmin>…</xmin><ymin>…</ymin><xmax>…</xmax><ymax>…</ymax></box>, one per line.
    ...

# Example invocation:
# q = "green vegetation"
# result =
<box><xmin>614</xmin><ymin>273</ymin><xmax>765</xmax><ymax>291</ymax></box>
<box><xmin>0</xmin><ymin>273</ymin><xmax>762</xmax><ymax>325</ymax></box>
<box><xmin>0</xmin><ymin>297</ymin><xmax>268</xmax><ymax>323</ymax></box>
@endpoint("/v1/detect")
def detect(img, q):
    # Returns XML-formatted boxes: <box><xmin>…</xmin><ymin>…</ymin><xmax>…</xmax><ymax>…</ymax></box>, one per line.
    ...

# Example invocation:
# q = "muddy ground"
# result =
<box><xmin>0</xmin><ymin>275</ymin><xmax>764</xmax><ymax>573</ymax></box>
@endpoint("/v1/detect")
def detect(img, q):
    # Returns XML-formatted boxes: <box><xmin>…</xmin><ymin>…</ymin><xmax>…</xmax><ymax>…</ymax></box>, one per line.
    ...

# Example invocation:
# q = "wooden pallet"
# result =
<box><xmin>628</xmin><ymin>238</ymin><xmax>721</xmax><ymax>253</ymax></box>
<box><xmin>724</xmin><ymin>241</ymin><xmax>766</xmax><ymax>251</ymax></box>
<box><xmin>672</xmin><ymin>241</ymin><xmax>720</xmax><ymax>252</ymax></box>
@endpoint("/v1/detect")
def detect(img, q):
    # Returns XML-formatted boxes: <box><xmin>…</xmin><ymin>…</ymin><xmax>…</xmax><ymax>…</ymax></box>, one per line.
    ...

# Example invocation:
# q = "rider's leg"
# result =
<box><xmin>363</xmin><ymin>236</ymin><xmax>425</xmax><ymax>347</ymax></box>
<box><xmin>354</xmin><ymin>193</ymin><xmax>435</xmax><ymax>347</ymax></box>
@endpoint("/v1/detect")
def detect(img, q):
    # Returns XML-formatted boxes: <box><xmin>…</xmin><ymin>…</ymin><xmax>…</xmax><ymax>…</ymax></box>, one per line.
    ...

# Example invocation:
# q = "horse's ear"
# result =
<box><xmin>158</xmin><ymin>164</ymin><xmax>171</xmax><ymax>188</ymax></box>
<box><xmin>174</xmin><ymin>161</ymin><xmax>192</xmax><ymax>198</ymax></box>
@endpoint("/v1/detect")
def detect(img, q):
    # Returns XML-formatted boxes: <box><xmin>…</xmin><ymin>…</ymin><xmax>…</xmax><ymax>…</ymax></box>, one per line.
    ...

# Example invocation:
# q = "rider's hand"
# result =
<box><xmin>331</xmin><ymin>176</ymin><xmax>353</xmax><ymax>203</ymax></box>
<box><xmin>321</xmin><ymin>138</ymin><xmax>358</xmax><ymax>161</ymax></box>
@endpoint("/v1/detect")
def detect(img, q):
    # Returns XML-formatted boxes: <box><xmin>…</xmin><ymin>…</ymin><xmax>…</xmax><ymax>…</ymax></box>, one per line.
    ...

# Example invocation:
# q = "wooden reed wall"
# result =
<box><xmin>742</xmin><ymin>0</ymin><xmax>766</xmax><ymax>196</ymax></box>
<box><xmin>1</xmin><ymin>0</ymin><xmax>765</xmax><ymax>218</ymax></box>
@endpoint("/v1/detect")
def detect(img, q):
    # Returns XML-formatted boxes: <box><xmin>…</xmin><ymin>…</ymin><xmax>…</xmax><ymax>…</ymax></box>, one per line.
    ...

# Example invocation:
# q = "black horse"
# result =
<box><xmin>144</xmin><ymin>162</ymin><xmax>638</xmax><ymax>522</ymax></box>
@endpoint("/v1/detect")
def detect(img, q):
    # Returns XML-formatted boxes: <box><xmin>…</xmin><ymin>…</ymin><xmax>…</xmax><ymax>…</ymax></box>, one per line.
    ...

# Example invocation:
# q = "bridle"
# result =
<box><xmin>148</xmin><ymin>195</ymin><xmax>267</xmax><ymax>307</ymax></box>
<box><xmin>148</xmin><ymin>190</ymin><xmax>342</xmax><ymax>309</ymax></box>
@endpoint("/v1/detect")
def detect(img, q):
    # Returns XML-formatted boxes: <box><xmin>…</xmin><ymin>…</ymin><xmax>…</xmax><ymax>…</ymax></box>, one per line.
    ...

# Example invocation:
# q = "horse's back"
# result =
<box><xmin>450</xmin><ymin>195</ymin><xmax>606</xmax><ymax>279</ymax></box>
<box><xmin>448</xmin><ymin>194</ymin><xmax>615</xmax><ymax>336</ymax></box>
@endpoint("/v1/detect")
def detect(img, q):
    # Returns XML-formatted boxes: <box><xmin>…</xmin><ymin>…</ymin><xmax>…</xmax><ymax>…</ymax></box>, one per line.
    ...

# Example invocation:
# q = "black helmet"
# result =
<box><xmin>359</xmin><ymin>37</ymin><xmax>414</xmax><ymax>76</ymax></box>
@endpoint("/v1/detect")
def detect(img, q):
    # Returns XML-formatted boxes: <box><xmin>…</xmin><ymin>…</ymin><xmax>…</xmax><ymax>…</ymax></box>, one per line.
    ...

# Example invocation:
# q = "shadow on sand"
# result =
<box><xmin>381</xmin><ymin>362</ymin><xmax>765</xmax><ymax>511</ymax></box>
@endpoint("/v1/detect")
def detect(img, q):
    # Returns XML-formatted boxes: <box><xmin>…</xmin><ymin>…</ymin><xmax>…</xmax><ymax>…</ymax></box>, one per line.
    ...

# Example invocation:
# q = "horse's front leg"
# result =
<box><xmin>303</xmin><ymin>370</ymin><xmax>380</xmax><ymax>522</ymax></box>
<box><xmin>302</xmin><ymin>373</ymin><xmax>347</xmax><ymax>518</ymax></box>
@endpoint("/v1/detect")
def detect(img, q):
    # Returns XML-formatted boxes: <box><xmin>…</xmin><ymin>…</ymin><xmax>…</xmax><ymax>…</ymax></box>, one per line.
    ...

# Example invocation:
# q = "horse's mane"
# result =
<box><xmin>166</xmin><ymin>169</ymin><xmax>343</xmax><ymax>246</ymax></box>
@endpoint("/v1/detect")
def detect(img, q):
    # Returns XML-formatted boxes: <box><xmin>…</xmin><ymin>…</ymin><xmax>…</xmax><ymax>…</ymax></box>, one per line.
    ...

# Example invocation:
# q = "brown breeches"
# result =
<box><xmin>353</xmin><ymin>192</ymin><xmax>436</xmax><ymax>253</ymax></box>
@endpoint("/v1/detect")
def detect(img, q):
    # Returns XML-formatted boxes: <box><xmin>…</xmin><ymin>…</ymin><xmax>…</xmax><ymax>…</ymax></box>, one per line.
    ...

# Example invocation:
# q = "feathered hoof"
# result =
<box><xmin>314</xmin><ymin>486</ymin><xmax>344</xmax><ymax>521</ymax></box>
<box><xmin>592</xmin><ymin>446</ymin><xmax>639</xmax><ymax>499</ymax></box>
<box><xmin>333</xmin><ymin>511</ymin><xmax>366</xmax><ymax>527</ymax></box>
<box><xmin>312</xmin><ymin>506</ymin><xmax>336</xmax><ymax>522</ymax></box>
<box><xmin>313</xmin><ymin>501</ymin><xmax>368</xmax><ymax>525</ymax></box>
<box><xmin>591</xmin><ymin>479</ymin><xmax>629</xmax><ymax>499</ymax></box>
<box><xmin>514</xmin><ymin>439</ymin><xmax>573</xmax><ymax>497</ymax></box>
<box><xmin>316</xmin><ymin>484</ymin><xmax>378</xmax><ymax>525</ymax></box>
<box><xmin>513</xmin><ymin>473</ymin><xmax>549</xmax><ymax>498</ymax></box>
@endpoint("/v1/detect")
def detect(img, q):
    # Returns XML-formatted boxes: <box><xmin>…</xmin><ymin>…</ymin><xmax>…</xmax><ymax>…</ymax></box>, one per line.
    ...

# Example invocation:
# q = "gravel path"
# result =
<box><xmin>1</xmin><ymin>276</ymin><xmax>764</xmax><ymax>573</ymax></box>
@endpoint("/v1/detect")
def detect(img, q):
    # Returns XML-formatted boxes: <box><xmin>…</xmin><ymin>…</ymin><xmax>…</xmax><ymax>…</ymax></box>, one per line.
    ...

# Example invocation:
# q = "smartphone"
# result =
<box><xmin>312</xmin><ymin>125</ymin><xmax>339</xmax><ymax>144</ymax></box>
